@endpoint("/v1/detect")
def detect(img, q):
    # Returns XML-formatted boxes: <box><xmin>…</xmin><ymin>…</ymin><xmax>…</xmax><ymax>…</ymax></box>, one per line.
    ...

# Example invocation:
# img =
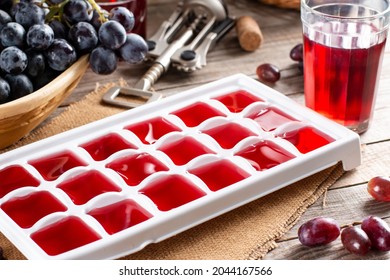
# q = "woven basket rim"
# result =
<box><xmin>0</xmin><ymin>55</ymin><xmax>89</xmax><ymax>119</ymax></box>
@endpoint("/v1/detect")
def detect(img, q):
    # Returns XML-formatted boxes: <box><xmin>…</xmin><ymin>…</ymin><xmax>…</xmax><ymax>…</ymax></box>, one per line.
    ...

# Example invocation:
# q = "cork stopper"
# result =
<box><xmin>236</xmin><ymin>16</ymin><xmax>264</xmax><ymax>52</ymax></box>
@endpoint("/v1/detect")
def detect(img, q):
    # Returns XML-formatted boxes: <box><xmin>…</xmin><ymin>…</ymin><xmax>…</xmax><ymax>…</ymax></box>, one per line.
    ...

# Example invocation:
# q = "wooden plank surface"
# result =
<box><xmin>53</xmin><ymin>0</ymin><xmax>390</xmax><ymax>259</ymax></box>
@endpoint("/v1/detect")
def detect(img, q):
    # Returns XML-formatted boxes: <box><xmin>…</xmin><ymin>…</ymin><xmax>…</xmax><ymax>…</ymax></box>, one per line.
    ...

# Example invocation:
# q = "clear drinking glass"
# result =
<box><xmin>301</xmin><ymin>0</ymin><xmax>390</xmax><ymax>134</ymax></box>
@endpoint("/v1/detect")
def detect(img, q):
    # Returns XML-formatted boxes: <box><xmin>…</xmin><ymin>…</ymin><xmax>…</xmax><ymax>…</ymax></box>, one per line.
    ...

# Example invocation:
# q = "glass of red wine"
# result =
<box><xmin>301</xmin><ymin>0</ymin><xmax>390</xmax><ymax>134</ymax></box>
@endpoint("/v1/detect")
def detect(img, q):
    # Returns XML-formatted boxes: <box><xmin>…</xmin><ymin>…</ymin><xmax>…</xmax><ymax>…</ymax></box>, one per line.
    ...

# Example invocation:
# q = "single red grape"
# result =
<box><xmin>256</xmin><ymin>63</ymin><xmax>280</xmax><ymax>83</ymax></box>
<box><xmin>341</xmin><ymin>226</ymin><xmax>371</xmax><ymax>255</ymax></box>
<box><xmin>290</xmin><ymin>43</ymin><xmax>303</xmax><ymax>62</ymax></box>
<box><xmin>361</xmin><ymin>216</ymin><xmax>390</xmax><ymax>251</ymax></box>
<box><xmin>367</xmin><ymin>176</ymin><xmax>390</xmax><ymax>202</ymax></box>
<box><xmin>298</xmin><ymin>217</ymin><xmax>340</xmax><ymax>246</ymax></box>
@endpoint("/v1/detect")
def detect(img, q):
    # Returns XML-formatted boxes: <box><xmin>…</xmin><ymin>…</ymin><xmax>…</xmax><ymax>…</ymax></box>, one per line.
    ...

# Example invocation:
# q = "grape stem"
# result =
<box><xmin>340</xmin><ymin>221</ymin><xmax>362</xmax><ymax>229</ymax></box>
<box><xmin>12</xmin><ymin>0</ymin><xmax>109</xmax><ymax>25</ymax></box>
<box><xmin>86</xmin><ymin>0</ymin><xmax>109</xmax><ymax>23</ymax></box>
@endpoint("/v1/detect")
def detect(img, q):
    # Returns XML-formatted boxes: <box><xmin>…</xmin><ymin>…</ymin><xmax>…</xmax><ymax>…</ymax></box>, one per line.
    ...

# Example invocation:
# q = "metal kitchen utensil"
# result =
<box><xmin>103</xmin><ymin>0</ymin><xmax>235</xmax><ymax>108</ymax></box>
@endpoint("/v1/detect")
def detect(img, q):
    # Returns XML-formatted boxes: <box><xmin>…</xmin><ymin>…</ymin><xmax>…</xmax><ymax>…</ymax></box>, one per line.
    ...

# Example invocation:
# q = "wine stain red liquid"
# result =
<box><xmin>124</xmin><ymin>116</ymin><xmax>182</xmax><ymax>144</ymax></box>
<box><xmin>246</xmin><ymin>107</ymin><xmax>296</xmax><ymax>131</ymax></box>
<box><xmin>171</xmin><ymin>101</ymin><xmax>226</xmax><ymax>127</ymax></box>
<box><xmin>1</xmin><ymin>191</ymin><xmax>67</xmax><ymax>229</ymax></box>
<box><xmin>57</xmin><ymin>170</ymin><xmax>121</xmax><ymax>205</ymax></box>
<box><xmin>234</xmin><ymin>140</ymin><xmax>296</xmax><ymax>171</ymax></box>
<box><xmin>80</xmin><ymin>133</ymin><xmax>137</xmax><ymax>161</ymax></box>
<box><xmin>88</xmin><ymin>199</ymin><xmax>153</xmax><ymax>235</ymax></box>
<box><xmin>214</xmin><ymin>90</ymin><xmax>264</xmax><ymax>113</ymax></box>
<box><xmin>139</xmin><ymin>174</ymin><xmax>206</xmax><ymax>211</ymax></box>
<box><xmin>158</xmin><ymin>136</ymin><xmax>216</xmax><ymax>165</ymax></box>
<box><xmin>275</xmin><ymin>124</ymin><xmax>335</xmax><ymax>154</ymax></box>
<box><xmin>106</xmin><ymin>152</ymin><xmax>169</xmax><ymax>186</ymax></box>
<box><xmin>28</xmin><ymin>151</ymin><xmax>88</xmax><ymax>181</ymax></box>
<box><xmin>30</xmin><ymin>216</ymin><xmax>101</xmax><ymax>256</ymax></box>
<box><xmin>201</xmin><ymin>122</ymin><xmax>256</xmax><ymax>149</ymax></box>
<box><xmin>0</xmin><ymin>165</ymin><xmax>40</xmax><ymax>198</ymax></box>
<box><xmin>188</xmin><ymin>159</ymin><xmax>251</xmax><ymax>192</ymax></box>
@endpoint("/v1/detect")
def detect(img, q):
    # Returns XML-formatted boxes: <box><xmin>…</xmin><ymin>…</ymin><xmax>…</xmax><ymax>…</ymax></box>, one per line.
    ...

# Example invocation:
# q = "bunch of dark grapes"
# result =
<box><xmin>0</xmin><ymin>0</ymin><xmax>148</xmax><ymax>105</ymax></box>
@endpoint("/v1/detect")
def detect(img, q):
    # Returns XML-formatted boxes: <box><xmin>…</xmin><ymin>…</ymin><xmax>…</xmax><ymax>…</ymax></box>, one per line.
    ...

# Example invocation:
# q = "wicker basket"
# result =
<box><xmin>260</xmin><ymin>0</ymin><xmax>300</xmax><ymax>10</ymax></box>
<box><xmin>0</xmin><ymin>55</ymin><xmax>89</xmax><ymax>149</ymax></box>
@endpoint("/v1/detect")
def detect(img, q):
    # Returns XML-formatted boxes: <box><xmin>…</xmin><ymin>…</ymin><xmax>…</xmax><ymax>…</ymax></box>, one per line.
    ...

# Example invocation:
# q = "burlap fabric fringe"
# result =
<box><xmin>0</xmin><ymin>82</ymin><xmax>344</xmax><ymax>260</ymax></box>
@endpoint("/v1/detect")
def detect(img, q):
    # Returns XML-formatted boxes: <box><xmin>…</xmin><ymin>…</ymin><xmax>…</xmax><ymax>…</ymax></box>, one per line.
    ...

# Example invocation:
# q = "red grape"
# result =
<box><xmin>341</xmin><ymin>226</ymin><xmax>371</xmax><ymax>255</ymax></box>
<box><xmin>290</xmin><ymin>43</ymin><xmax>303</xmax><ymax>62</ymax></box>
<box><xmin>298</xmin><ymin>217</ymin><xmax>340</xmax><ymax>246</ymax></box>
<box><xmin>367</xmin><ymin>176</ymin><xmax>390</xmax><ymax>202</ymax></box>
<box><xmin>361</xmin><ymin>216</ymin><xmax>390</xmax><ymax>251</ymax></box>
<box><xmin>256</xmin><ymin>63</ymin><xmax>281</xmax><ymax>83</ymax></box>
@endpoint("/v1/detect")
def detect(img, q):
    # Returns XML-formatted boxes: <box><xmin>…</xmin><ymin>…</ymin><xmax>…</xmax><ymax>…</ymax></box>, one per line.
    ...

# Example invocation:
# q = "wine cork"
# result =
<box><xmin>236</xmin><ymin>16</ymin><xmax>263</xmax><ymax>52</ymax></box>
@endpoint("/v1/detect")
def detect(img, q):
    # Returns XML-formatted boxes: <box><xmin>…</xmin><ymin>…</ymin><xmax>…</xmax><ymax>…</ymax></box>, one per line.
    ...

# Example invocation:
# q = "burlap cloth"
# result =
<box><xmin>0</xmin><ymin>82</ymin><xmax>344</xmax><ymax>260</ymax></box>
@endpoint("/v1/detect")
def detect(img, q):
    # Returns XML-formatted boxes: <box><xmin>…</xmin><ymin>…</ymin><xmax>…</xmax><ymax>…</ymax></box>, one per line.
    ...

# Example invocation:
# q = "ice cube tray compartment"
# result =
<box><xmin>0</xmin><ymin>74</ymin><xmax>361</xmax><ymax>259</ymax></box>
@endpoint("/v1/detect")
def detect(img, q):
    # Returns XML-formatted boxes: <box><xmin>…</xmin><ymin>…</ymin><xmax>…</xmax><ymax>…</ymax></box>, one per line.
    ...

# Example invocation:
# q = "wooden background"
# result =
<box><xmin>55</xmin><ymin>0</ymin><xmax>390</xmax><ymax>259</ymax></box>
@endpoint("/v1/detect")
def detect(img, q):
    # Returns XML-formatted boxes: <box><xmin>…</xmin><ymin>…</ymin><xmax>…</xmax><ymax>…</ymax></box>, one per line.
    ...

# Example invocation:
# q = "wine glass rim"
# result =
<box><xmin>301</xmin><ymin>0</ymin><xmax>390</xmax><ymax>21</ymax></box>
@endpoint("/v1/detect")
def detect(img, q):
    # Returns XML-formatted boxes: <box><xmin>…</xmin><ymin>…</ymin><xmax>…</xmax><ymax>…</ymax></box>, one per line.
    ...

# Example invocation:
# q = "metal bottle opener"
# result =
<box><xmin>103</xmin><ymin>0</ymin><xmax>235</xmax><ymax>109</ymax></box>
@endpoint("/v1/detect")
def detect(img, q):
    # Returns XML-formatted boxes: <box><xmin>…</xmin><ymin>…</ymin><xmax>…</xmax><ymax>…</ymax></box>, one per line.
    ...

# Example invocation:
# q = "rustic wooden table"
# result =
<box><xmin>60</xmin><ymin>0</ymin><xmax>390</xmax><ymax>260</ymax></box>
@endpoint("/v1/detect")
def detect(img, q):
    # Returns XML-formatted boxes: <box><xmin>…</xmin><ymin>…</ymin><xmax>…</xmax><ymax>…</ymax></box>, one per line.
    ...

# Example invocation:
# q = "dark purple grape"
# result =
<box><xmin>32</xmin><ymin>67</ymin><xmax>60</xmax><ymax>90</ymax></box>
<box><xmin>0</xmin><ymin>22</ymin><xmax>26</xmax><ymax>48</ymax></box>
<box><xmin>62</xmin><ymin>0</ymin><xmax>93</xmax><ymax>25</ymax></box>
<box><xmin>290</xmin><ymin>43</ymin><xmax>303</xmax><ymax>62</ymax></box>
<box><xmin>0</xmin><ymin>46</ymin><xmax>28</xmax><ymax>74</ymax></box>
<box><xmin>89</xmin><ymin>46</ymin><xmax>117</xmax><ymax>75</ymax></box>
<box><xmin>5</xmin><ymin>73</ymin><xmax>33</xmax><ymax>100</ymax></box>
<box><xmin>298</xmin><ymin>217</ymin><xmax>340</xmax><ymax>246</ymax></box>
<box><xmin>26</xmin><ymin>24</ymin><xmax>54</xmax><ymax>50</ymax></box>
<box><xmin>48</xmin><ymin>20</ymin><xmax>69</xmax><ymax>39</ymax></box>
<box><xmin>367</xmin><ymin>176</ymin><xmax>390</xmax><ymax>202</ymax></box>
<box><xmin>0</xmin><ymin>77</ymin><xmax>10</xmax><ymax>104</ymax></box>
<box><xmin>341</xmin><ymin>226</ymin><xmax>371</xmax><ymax>255</ymax></box>
<box><xmin>14</xmin><ymin>2</ymin><xmax>45</xmax><ymax>29</ymax></box>
<box><xmin>109</xmin><ymin>7</ymin><xmax>135</xmax><ymax>33</ymax></box>
<box><xmin>9</xmin><ymin>1</ymin><xmax>26</xmax><ymax>18</ymax></box>
<box><xmin>68</xmin><ymin>22</ymin><xmax>98</xmax><ymax>54</ymax></box>
<box><xmin>25</xmin><ymin>50</ymin><xmax>46</xmax><ymax>78</ymax></box>
<box><xmin>256</xmin><ymin>63</ymin><xmax>281</xmax><ymax>83</ymax></box>
<box><xmin>98</xmin><ymin>20</ymin><xmax>127</xmax><ymax>50</ymax></box>
<box><xmin>361</xmin><ymin>216</ymin><xmax>390</xmax><ymax>251</ymax></box>
<box><xmin>0</xmin><ymin>10</ymin><xmax>12</xmax><ymax>30</ymax></box>
<box><xmin>45</xmin><ymin>39</ymin><xmax>77</xmax><ymax>71</ymax></box>
<box><xmin>90</xmin><ymin>10</ymin><xmax>106</xmax><ymax>31</ymax></box>
<box><xmin>119</xmin><ymin>33</ymin><xmax>148</xmax><ymax>64</ymax></box>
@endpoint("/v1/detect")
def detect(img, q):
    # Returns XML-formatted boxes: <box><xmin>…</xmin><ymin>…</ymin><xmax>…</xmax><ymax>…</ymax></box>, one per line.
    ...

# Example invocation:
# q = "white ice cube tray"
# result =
<box><xmin>0</xmin><ymin>74</ymin><xmax>361</xmax><ymax>259</ymax></box>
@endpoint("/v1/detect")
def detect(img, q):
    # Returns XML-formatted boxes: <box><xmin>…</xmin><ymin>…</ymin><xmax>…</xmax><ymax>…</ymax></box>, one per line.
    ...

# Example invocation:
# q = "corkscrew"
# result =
<box><xmin>103</xmin><ymin>0</ymin><xmax>235</xmax><ymax>108</ymax></box>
